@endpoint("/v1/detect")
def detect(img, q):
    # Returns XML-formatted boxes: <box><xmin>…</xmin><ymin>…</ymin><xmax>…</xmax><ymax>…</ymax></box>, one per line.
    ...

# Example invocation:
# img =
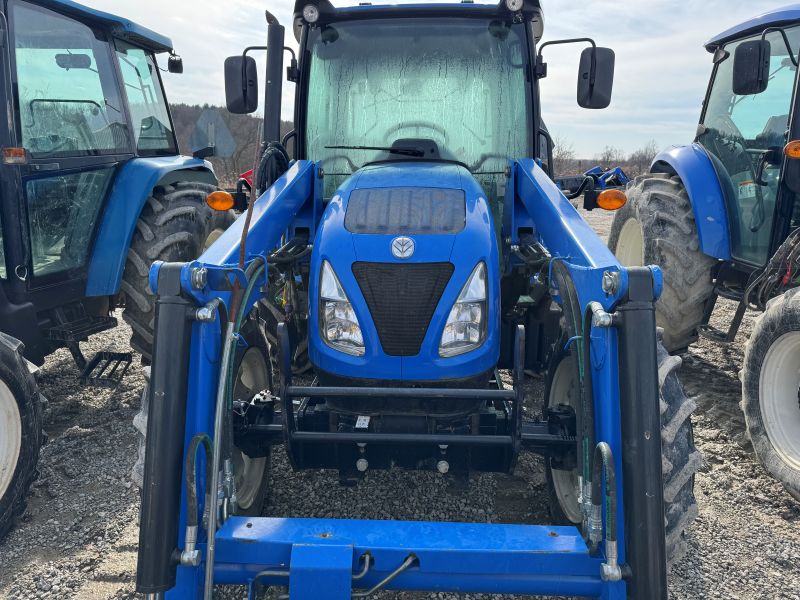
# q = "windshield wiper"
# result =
<box><xmin>324</xmin><ymin>144</ymin><xmax>425</xmax><ymax>157</ymax></box>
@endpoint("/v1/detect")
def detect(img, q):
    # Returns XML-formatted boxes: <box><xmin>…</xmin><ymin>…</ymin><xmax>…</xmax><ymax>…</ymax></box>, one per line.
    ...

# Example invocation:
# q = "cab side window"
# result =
<box><xmin>12</xmin><ymin>0</ymin><xmax>131</xmax><ymax>157</ymax></box>
<box><xmin>114</xmin><ymin>41</ymin><xmax>177</xmax><ymax>155</ymax></box>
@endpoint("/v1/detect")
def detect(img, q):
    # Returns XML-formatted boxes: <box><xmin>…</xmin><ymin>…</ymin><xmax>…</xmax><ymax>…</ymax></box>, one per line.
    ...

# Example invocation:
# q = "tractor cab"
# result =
<box><xmin>0</xmin><ymin>0</ymin><xmax>213</xmax><ymax>366</ymax></box>
<box><xmin>700</xmin><ymin>10</ymin><xmax>800</xmax><ymax>266</ymax></box>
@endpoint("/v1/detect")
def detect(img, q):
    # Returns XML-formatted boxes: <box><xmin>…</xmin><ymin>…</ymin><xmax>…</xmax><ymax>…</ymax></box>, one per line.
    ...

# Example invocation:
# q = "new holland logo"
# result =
<box><xmin>391</xmin><ymin>236</ymin><xmax>415</xmax><ymax>259</ymax></box>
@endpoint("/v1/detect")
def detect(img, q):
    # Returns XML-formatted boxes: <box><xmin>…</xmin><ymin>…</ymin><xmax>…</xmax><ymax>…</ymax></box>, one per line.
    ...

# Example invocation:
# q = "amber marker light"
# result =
<box><xmin>2</xmin><ymin>148</ymin><xmax>28</xmax><ymax>165</ymax></box>
<box><xmin>206</xmin><ymin>190</ymin><xmax>235</xmax><ymax>211</ymax></box>
<box><xmin>596</xmin><ymin>189</ymin><xmax>627</xmax><ymax>211</ymax></box>
<box><xmin>784</xmin><ymin>140</ymin><xmax>800</xmax><ymax>159</ymax></box>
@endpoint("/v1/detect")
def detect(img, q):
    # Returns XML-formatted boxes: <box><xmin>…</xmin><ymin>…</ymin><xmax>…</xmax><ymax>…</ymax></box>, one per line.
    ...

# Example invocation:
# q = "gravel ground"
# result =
<box><xmin>0</xmin><ymin>208</ymin><xmax>799</xmax><ymax>599</ymax></box>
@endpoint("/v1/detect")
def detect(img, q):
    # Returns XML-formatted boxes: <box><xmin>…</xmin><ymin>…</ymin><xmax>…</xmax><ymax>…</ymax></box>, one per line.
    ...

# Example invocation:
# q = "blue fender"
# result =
<box><xmin>651</xmin><ymin>144</ymin><xmax>731</xmax><ymax>260</ymax></box>
<box><xmin>85</xmin><ymin>156</ymin><xmax>216</xmax><ymax>297</ymax></box>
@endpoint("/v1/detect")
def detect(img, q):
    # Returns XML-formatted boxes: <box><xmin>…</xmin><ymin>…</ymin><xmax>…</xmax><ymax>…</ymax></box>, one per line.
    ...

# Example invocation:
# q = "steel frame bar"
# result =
<box><xmin>212</xmin><ymin>516</ymin><xmax>625</xmax><ymax>599</ymax></box>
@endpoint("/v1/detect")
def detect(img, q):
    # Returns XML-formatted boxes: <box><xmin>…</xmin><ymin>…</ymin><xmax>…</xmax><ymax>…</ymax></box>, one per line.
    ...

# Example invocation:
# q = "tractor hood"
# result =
<box><xmin>308</xmin><ymin>162</ymin><xmax>501</xmax><ymax>382</ymax></box>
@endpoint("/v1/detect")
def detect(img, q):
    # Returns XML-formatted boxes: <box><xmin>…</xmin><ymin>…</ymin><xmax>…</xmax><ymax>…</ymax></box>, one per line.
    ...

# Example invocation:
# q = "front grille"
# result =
<box><xmin>352</xmin><ymin>262</ymin><xmax>454</xmax><ymax>356</ymax></box>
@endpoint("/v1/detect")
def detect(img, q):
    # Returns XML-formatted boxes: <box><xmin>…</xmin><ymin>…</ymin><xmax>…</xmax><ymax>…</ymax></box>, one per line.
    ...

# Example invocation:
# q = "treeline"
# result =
<box><xmin>170</xmin><ymin>103</ymin><xmax>293</xmax><ymax>186</ymax></box>
<box><xmin>169</xmin><ymin>106</ymin><xmax>660</xmax><ymax>185</ymax></box>
<box><xmin>553</xmin><ymin>137</ymin><xmax>660</xmax><ymax>180</ymax></box>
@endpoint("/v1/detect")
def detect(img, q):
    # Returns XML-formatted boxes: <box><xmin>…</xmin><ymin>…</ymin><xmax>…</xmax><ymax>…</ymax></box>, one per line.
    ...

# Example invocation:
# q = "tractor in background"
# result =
<box><xmin>0</xmin><ymin>0</ymin><xmax>231</xmax><ymax>540</ymax></box>
<box><xmin>609</xmin><ymin>5</ymin><xmax>800</xmax><ymax>498</ymax></box>
<box><xmin>134</xmin><ymin>1</ymin><xmax>700</xmax><ymax>599</ymax></box>
<box><xmin>556</xmin><ymin>165</ymin><xmax>630</xmax><ymax>196</ymax></box>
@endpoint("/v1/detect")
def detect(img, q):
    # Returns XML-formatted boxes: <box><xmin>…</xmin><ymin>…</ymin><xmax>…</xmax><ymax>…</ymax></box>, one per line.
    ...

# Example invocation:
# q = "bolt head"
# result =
<box><xmin>602</xmin><ymin>271</ymin><xmax>619</xmax><ymax>295</ymax></box>
<box><xmin>356</xmin><ymin>458</ymin><xmax>368</xmax><ymax>472</ymax></box>
<box><xmin>191</xmin><ymin>267</ymin><xmax>208</xmax><ymax>290</ymax></box>
<box><xmin>436</xmin><ymin>460</ymin><xmax>450</xmax><ymax>474</ymax></box>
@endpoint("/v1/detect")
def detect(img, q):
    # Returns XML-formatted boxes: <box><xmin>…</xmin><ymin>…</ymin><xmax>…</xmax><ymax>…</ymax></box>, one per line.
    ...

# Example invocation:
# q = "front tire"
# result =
<box><xmin>132</xmin><ymin>311</ymin><xmax>273</xmax><ymax>515</ymax></box>
<box><xmin>0</xmin><ymin>334</ymin><xmax>44</xmax><ymax>541</ymax></box>
<box><xmin>121</xmin><ymin>182</ymin><xmax>234</xmax><ymax>362</ymax></box>
<box><xmin>742</xmin><ymin>289</ymin><xmax>800</xmax><ymax>499</ymax></box>
<box><xmin>545</xmin><ymin>340</ymin><xmax>702</xmax><ymax>567</ymax></box>
<box><xmin>230</xmin><ymin>317</ymin><xmax>273</xmax><ymax>516</ymax></box>
<box><xmin>609</xmin><ymin>174</ymin><xmax>716</xmax><ymax>352</ymax></box>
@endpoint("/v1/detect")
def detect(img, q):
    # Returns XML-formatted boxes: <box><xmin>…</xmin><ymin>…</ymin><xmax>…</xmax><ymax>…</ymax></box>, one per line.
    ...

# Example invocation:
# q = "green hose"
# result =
<box><xmin>223</xmin><ymin>261</ymin><xmax>267</xmax><ymax>411</ymax></box>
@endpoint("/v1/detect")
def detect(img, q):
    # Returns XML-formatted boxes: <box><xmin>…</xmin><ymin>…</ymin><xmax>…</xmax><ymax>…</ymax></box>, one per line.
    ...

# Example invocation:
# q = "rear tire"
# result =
<box><xmin>608</xmin><ymin>174</ymin><xmax>716</xmax><ymax>352</ymax></box>
<box><xmin>544</xmin><ymin>340</ymin><xmax>702</xmax><ymax>567</ymax></box>
<box><xmin>0</xmin><ymin>334</ymin><xmax>44</xmax><ymax>541</ymax></box>
<box><xmin>742</xmin><ymin>288</ymin><xmax>800</xmax><ymax>499</ymax></box>
<box><xmin>122</xmin><ymin>182</ymin><xmax>234</xmax><ymax>362</ymax></box>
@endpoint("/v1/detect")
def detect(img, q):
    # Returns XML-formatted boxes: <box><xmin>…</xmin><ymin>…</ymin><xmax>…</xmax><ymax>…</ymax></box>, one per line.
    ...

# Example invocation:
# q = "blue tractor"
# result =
<box><xmin>134</xmin><ymin>1</ymin><xmax>700</xmax><ymax>599</ymax></box>
<box><xmin>609</xmin><ymin>5</ymin><xmax>800</xmax><ymax>499</ymax></box>
<box><xmin>0</xmin><ymin>0</ymin><xmax>231</xmax><ymax>539</ymax></box>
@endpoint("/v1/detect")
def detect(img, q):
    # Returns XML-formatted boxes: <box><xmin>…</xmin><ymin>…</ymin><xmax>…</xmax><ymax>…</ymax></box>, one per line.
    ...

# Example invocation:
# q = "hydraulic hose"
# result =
<box><xmin>255</xmin><ymin>141</ymin><xmax>290</xmax><ymax>197</ymax></box>
<box><xmin>590</xmin><ymin>441</ymin><xmax>617</xmax><ymax>548</ymax></box>
<box><xmin>579</xmin><ymin>303</ymin><xmax>597</xmax><ymax>531</ymax></box>
<box><xmin>203</xmin><ymin>258</ymin><xmax>267</xmax><ymax>600</ymax></box>
<box><xmin>185</xmin><ymin>433</ymin><xmax>213</xmax><ymax>530</ymax></box>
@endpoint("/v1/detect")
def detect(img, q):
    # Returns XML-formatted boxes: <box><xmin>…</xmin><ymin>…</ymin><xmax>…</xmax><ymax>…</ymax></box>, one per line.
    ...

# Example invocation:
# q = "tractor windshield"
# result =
<box><xmin>699</xmin><ymin>26</ymin><xmax>800</xmax><ymax>265</ymax></box>
<box><xmin>304</xmin><ymin>17</ymin><xmax>532</xmax><ymax>200</ymax></box>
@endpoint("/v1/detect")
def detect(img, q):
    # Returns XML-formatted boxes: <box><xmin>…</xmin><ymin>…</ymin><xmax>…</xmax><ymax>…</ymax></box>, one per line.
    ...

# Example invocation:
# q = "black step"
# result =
<box><xmin>80</xmin><ymin>351</ymin><xmax>133</xmax><ymax>387</ymax></box>
<box><xmin>45</xmin><ymin>316</ymin><xmax>118</xmax><ymax>343</ymax></box>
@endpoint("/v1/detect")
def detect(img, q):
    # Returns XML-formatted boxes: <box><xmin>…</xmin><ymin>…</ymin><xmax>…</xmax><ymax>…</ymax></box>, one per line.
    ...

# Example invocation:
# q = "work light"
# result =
<box><xmin>440</xmin><ymin>262</ymin><xmax>487</xmax><ymax>357</ymax></box>
<box><xmin>320</xmin><ymin>261</ymin><xmax>365</xmax><ymax>356</ymax></box>
<box><xmin>303</xmin><ymin>4</ymin><xmax>320</xmax><ymax>24</ymax></box>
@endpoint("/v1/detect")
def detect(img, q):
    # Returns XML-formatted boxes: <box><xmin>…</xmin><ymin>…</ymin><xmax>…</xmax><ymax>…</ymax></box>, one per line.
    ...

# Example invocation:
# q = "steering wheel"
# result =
<box><xmin>320</xmin><ymin>153</ymin><xmax>360</xmax><ymax>174</ymax></box>
<box><xmin>384</xmin><ymin>120</ymin><xmax>449</xmax><ymax>145</ymax></box>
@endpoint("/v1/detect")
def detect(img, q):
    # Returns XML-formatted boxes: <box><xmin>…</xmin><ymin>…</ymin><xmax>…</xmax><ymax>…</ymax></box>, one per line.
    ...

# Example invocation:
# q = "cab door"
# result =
<box><xmin>698</xmin><ymin>25</ymin><xmax>800</xmax><ymax>266</ymax></box>
<box><xmin>7</xmin><ymin>0</ymin><xmax>133</xmax><ymax>306</ymax></box>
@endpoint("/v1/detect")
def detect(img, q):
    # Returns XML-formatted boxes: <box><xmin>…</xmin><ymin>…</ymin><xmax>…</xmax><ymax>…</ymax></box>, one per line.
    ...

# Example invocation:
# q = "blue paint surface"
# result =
<box><xmin>33</xmin><ymin>0</ymin><xmax>174</xmax><ymax>52</ymax></box>
<box><xmin>308</xmin><ymin>162</ymin><xmax>500</xmax><ymax>381</ymax></box>
<box><xmin>652</xmin><ymin>144</ymin><xmax>731</xmax><ymax>260</ymax></box>
<box><xmin>85</xmin><ymin>156</ymin><xmax>214</xmax><ymax>297</ymax></box>
<box><xmin>706</xmin><ymin>4</ymin><xmax>800</xmax><ymax>49</ymax></box>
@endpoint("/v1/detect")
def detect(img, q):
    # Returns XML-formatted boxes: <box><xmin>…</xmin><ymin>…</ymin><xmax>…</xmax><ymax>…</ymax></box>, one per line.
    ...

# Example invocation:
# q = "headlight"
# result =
<box><xmin>439</xmin><ymin>262</ymin><xmax>487</xmax><ymax>357</ymax></box>
<box><xmin>320</xmin><ymin>260</ymin><xmax>365</xmax><ymax>356</ymax></box>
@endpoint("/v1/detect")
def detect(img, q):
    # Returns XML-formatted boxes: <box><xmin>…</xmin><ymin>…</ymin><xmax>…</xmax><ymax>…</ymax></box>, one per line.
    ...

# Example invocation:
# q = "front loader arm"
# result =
<box><xmin>510</xmin><ymin>157</ymin><xmax>668</xmax><ymax>599</ymax></box>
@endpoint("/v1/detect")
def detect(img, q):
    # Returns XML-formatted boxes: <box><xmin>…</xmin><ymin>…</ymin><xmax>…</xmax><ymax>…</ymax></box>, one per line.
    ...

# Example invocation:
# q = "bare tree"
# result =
<box><xmin>596</xmin><ymin>145</ymin><xmax>625</xmax><ymax>166</ymax></box>
<box><xmin>627</xmin><ymin>139</ymin><xmax>660</xmax><ymax>177</ymax></box>
<box><xmin>552</xmin><ymin>135</ymin><xmax>577</xmax><ymax>176</ymax></box>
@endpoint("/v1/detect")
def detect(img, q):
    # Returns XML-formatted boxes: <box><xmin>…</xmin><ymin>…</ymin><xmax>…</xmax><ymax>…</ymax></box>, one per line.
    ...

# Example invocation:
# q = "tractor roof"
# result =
<box><xmin>705</xmin><ymin>4</ymin><xmax>800</xmax><ymax>51</ymax></box>
<box><xmin>292</xmin><ymin>0</ymin><xmax>544</xmax><ymax>43</ymax></box>
<box><xmin>31</xmin><ymin>0</ymin><xmax>174</xmax><ymax>54</ymax></box>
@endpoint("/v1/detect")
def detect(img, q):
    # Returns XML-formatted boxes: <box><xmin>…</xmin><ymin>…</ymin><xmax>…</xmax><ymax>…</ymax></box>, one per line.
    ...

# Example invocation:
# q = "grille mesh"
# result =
<box><xmin>345</xmin><ymin>188</ymin><xmax>465</xmax><ymax>235</ymax></box>
<box><xmin>352</xmin><ymin>262</ymin><xmax>454</xmax><ymax>356</ymax></box>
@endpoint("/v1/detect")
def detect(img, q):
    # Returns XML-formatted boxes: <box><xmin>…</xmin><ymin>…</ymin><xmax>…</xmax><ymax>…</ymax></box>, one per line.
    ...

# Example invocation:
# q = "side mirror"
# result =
<box><xmin>225</xmin><ymin>55</ymin><xmax>258</xmax><ymax>114</ymax></box>
<box><xmin>733</xmin><ymin>40</ymin><xmax>771</xmax><ymax>95</ymax></box>
<box><xmin>168</xmin><ymin>55</ymin><xmax>184</xmax><ymax>74</ymax></box>
<box><xmin>577</xmin><ymin>47</ymin><xmax>615</xmax><ymax>109</ymax></box>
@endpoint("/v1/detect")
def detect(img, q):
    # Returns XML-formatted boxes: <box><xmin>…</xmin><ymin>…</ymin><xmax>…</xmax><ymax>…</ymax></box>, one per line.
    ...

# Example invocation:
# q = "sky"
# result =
<box><xmin>80</xmin><ymin>0</ymin><xmax>794</xmax><ymax>157</ymax></box>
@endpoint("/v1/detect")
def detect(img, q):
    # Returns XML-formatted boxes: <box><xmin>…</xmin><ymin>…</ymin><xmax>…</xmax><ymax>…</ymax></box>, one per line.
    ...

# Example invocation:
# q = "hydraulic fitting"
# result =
<box><xmin>195</xmin><ymin>298</ymin><xmax>220</xmax><ymax>322</ymax></box>
<box><xmin>601</xmin><ymin>540</ymin><xmax>622</xmax><ymax>582</ymax></box>
<box><xmin>588</xmin><ymin>504</ymin><xmax>603</xmax><ymax>550</ymax></box>
<box><xmin>588</xmin><ymin>301</ymin><xmax>614</xmax><ymax>328</ymax></box>
<box><xmin>180</xmin><ymin>525</ymin><xmax>201</xmax><ymax>567</ymax></box>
